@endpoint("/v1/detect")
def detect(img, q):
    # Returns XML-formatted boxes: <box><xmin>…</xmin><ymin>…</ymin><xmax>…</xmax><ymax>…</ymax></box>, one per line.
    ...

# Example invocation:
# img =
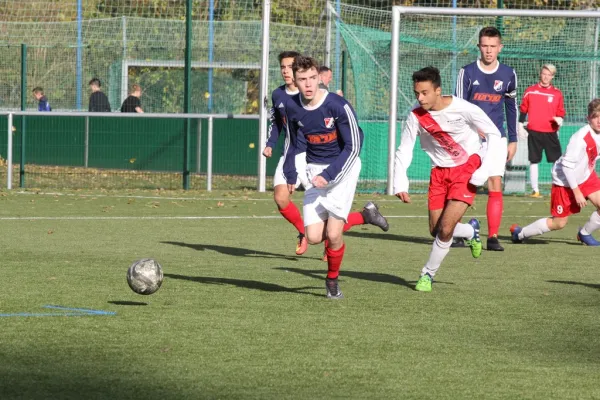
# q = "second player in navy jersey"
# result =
<box><xmin>261</xmin><ymin>51</ymin><xmax>311</xmax><ymax>256</ymax></box>
<box><xmin>455</xmin><ymin>26</ymin><xmax>518</xmax><ymax>251</ymax></box>
<box><xmin>282</xmin><ymin>56</ymin><xmax>389</xmax><ymax>299</ymax></box>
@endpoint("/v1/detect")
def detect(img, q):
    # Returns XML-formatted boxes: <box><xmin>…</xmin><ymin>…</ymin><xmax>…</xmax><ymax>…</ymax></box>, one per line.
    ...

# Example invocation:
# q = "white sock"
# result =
<box><xmin>453</xmin><ymin>223</ymin><xmax>474</xmax><ymax>240</ymax></box>
<box><xmin>519</xmin><ymin>218</ymin><xmax>551</xmax><ymax>239</ymax></box>
<box><xmin>421</xmin><ymin>236</ymin><xmax>452</xmax><ymax>278</ymax></box>
<box><xmin>581</xmin><ymin>211</ymin><xmax>600</xmax><ymax>235</ymax></box>
<box><xmin>530</xmin><ymin>163</ymin><xmax>539</xmax><ymax>193</ymax></box>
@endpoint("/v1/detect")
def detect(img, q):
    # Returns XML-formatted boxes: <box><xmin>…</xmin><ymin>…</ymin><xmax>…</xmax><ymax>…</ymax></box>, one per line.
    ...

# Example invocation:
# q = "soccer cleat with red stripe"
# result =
<box><xmin>296</xmin><ymin>233</ymin><xmax>308</xmax><ymax>255</ymax></box>
<box><xmin>577</xmin><ymin>228</ymin><xmax>600</xmax><ymax>246</ymax></box>
<box><xmin>325</xmin><ymin>278</ymin><xmax>344</xmax><ymax>299</ymax></box>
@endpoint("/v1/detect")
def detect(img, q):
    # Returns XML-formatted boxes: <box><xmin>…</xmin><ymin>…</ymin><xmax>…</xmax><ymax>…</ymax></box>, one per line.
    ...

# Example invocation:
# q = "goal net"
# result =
<box><xmin>338</xmin><ymin>4</ymin><xmax>600</xmax><ymax>194</ymax></box>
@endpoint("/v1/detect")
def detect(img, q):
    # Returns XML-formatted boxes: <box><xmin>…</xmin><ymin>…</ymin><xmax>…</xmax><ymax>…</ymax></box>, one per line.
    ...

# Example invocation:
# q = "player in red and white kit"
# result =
<box><xmin>510</xmin><ymin>99</ymin><xmax>600</xmax><ymax>246</ymax></box>
<box><xmin>518</xmin><ymin>64</ymin><xmax>566</xmax><ymax>197</ymax></box>
<box><xmin>394</xmin><ymin>67</ymin><xmax>503</xmax><ymax>292</ymax></box>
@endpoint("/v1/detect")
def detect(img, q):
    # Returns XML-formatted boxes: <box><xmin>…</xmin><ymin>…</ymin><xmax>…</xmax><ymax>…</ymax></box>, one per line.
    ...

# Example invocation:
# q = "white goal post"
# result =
<box><xmin>387</xmin><ymin>6</ymin><xmax>600</xmax><ymax>195</ymax></box>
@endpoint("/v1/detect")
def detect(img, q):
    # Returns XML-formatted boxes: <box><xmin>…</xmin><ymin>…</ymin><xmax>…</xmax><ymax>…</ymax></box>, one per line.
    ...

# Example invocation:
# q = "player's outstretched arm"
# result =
<box><xmin>393</xmin><ymin>114</ymin><xmax>419</xmax><ymax>195</ymax></box>
<box><xmin>395</xmin><ymin>192</ymin><xmax>411</xmax><ymax>203</ymax></box>
<box><xmin>505</xmin><ymin>69</ymin><xmax>519</xmax><ymax>144</ymax></box>
<box><xmin>454</xmin><ymin>68</ymin><xmax>470</xmax><ymax>100</ymax></box>
<box><xmin>282</xmin><ymin>123</ymin><xmax>299</xmax><ymax>188</ymax></box>
<box><xmin>319</xmin><ymin>102</ymin><xmax>363</xmax><ymax>185</ymax></box>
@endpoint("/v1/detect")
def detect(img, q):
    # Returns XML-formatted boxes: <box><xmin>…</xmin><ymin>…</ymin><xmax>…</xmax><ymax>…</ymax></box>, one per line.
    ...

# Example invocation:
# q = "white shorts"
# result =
<box><xmin>483</xmin><ymin>137</ymin><xmax>508</xmax><ymax>178</ymax></box>
<box><xmin>273</xmin><ymin>152</ymin><xmax>308</xmax><ymax>188</ymax></box>
<box><xmin>303</xmin><ymin>158</ymin><xmax>361</xmax><ymax>226</ymax></box>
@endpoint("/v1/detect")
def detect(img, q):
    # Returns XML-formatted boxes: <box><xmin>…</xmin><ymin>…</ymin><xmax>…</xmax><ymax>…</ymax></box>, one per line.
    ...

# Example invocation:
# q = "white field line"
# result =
<box><xmin>14</xmin><ymin>190</ymin><xmax>549</xmax><ymax>203</ymax></box>
<box><xmin>0</xmin><ymin>215</ymin><xmax>554</xmax><ymax>221</ymax></box>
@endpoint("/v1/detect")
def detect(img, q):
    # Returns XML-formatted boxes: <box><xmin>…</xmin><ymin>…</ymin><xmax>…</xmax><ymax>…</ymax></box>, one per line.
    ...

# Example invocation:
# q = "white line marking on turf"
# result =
<box><xmin>0</xmin><ymin>215</ymin><xmax>554</xmax><ymax>221</ymax></box>
<box><xmin>14</xmin><ymin>191</ymin><xmax>549</xmax><ymax>203</ymax></box>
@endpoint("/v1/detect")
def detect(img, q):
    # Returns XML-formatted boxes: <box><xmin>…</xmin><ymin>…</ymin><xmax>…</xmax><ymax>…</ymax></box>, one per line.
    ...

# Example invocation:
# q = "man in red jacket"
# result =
<box><xmin>519</xmin><ymin>64</ymin><xmax>566</xmax><ymax>197</ymax></box>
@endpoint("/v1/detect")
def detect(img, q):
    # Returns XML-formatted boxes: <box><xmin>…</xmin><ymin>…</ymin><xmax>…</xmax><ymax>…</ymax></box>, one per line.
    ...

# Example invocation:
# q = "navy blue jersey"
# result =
<box><xmin>38</xmin><ymin>96</ymin><xmax>51</xmax><ymax>112</ymax></box>
<box><xmin>283</xmin><ymin>91</ymin><xmax>363</xmax><ymax>185</ymax></box>
<box><xmin>265</xmin><ymin>85</ymin><xmax>299</xmax><ymax>149</ymax></box>
<box><xmin>455</xmin><ymin>60</ymin><xmax>518</xmax><ymax>143</ymax></box>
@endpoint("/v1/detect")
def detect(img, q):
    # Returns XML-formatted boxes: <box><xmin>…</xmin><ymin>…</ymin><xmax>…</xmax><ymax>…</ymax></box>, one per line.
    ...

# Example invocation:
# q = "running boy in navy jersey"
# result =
<box><xmin>283</xmin><ymin>56</ymin><xmax>388</xmax><ymax>299</ymax></box>
<box><xmin>455</xmin><ymin>26</ymin><xmax>518</xmax><ymax>251</ymax></box>
<box><xmin>262</xmin><ymin>51</ymin><xmax>309</xmax><ymax>256</ymax></box>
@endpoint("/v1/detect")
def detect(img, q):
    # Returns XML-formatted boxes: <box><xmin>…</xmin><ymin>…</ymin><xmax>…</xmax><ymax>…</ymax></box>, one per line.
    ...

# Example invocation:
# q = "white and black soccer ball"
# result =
<box><xmin>127</xmin><ymin>258</ymin><xmax>163</xmax><ymax>295</ymax></box>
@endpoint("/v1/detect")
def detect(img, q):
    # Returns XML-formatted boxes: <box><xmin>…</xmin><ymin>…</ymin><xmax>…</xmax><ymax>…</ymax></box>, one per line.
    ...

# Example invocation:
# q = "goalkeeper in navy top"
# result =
<box><xmin>282</xmin><ymin>56</ymin><xmax>389</xmax><ymax>299</ymax></box>
<box><xmin>261</xmin><ymin>51</ymin><xmax>310</xmax><ymax>256</ymax></box>
<box><xmin>455</xmin><ymin>26</ymin><xmax>518</xmax><ymax>251</ymax></box>
<box><xmin>32</xmin><ymin>87</ymin><xmax>51</xmax><ymax>112</ymax></box>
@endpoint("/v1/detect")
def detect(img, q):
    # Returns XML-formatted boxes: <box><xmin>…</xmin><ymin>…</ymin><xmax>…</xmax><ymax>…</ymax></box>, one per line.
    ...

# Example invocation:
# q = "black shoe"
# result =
<box><xmin>361</xmin><ymin>202</ymin><xmax>389</xmax><ymax>232</ymax></box>
<box><xmin>325</xmin><ymin>278</ymin><xmax>344</xmax><ymax>299</ymax></box>
<box><xmin>486</xmin><ymin>236</ymin><xmax>505</xmax><ymax>251</ymax></box>
<box><xmin>451</xmin><ymin>237</ymin><xmax>466</xmax><ymax>248</ymax></box>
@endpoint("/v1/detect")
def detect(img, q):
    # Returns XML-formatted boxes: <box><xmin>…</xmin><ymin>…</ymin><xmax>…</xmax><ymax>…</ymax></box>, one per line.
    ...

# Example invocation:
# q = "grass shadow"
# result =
<box><xmin>344</xmin><ymin>231</ymin><xmax>433</xmax><ymax>245</ymax></box>
<box><xmin>165</xmin><ymin>273</ymin><xmax>323</xmax><ymax>297</ymax></box>
<box><xmin>547</xmin><ymin>280</ymin><xmax>600</xmax><ymax>291</ymax></box>
<box><xmin>161</xmin><ymin>241</ymin><xmax>303</xmax><ymax>261</ymax></box>
<box><xmin>107</xmin><ymin>301</ymin><xmax>148</xmax><ymax>306</ymax></box>
<box><xmin>276</xmin><ymin>267</ymin><xmax>454</xmax><ymax>290</ymax></box>
<box><xmin>496</xmin><ymin>234</ymin><xmax>580</xmax><ymax>246</ymax></box>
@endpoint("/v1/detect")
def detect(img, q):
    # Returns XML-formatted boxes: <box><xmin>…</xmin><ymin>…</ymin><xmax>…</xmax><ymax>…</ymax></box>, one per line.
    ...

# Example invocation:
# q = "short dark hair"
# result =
<box><xmin>412</xmin><ymin>66</ymin><xmax>442</xmax><ymax>88</ymax></box>
<box><xmin>318</xmin><ymin>66</ymin><xmax>331</xmax><ymax>74</ymax></box>
<box><xmin>479</xmin><ymin>26</ymin><xmax>502</xmax><ymax>41</ymax></box>
<box><xmin>292</xmin><ymin>56</ymin><xmax>319</xmax><ymax>76</ymax></box>
<box><xmin>278</xmin><ymin>51</ymin><xmax>300</xmax><ymax>63</ymax></box>
<box><xmin>32</xmin><ymin>87</ymin><xmax>44</xmax><ymax>94</ymax></box>
<box><xmin>588</xmin><ymin>98</ymin><xmax>600</xmax><ymax>117</ymax></box>
<box><xmin>89</xmin><ymin>78</ymin><xmax>101</xmax><ymax>87</ymax></box>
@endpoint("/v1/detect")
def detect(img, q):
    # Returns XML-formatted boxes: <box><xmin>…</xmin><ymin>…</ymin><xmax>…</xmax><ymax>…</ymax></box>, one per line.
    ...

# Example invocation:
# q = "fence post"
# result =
<box><xmin>196</xmin><ymin>118</ymin><xmax>202</xmax><ymax>174</ymax></box>
<box><xmin>182</xmin><ymin>0</ymin><xmax>192</xmax><ymax>190</ymax></box>
<box><xmin>341</xmin><ymin>50</ymin><xmax>347</xmax><ymax>95</ymax></box>
<box><xmin>84</xmin><ymin>116</ymin><xmax>89</xmax><ymax>168</ymax></box>
<box><xmin>20</xmin><ymin>43</ymin><xmax>26</xmax><ymax>188</ymax></box>
<box><xmin>7</xmin><ymin>113</ymin><xmax>12</xmax><ymax>190</ymax></box>
<box><xmin>257</xmin><ymin>0</ymin><xmax>271</xmax><ymax>192</ymax></box>
<box><xmin>207</xmin><ymin>116</ymin><xmax>213</xmax><ymax>191</ymax></box>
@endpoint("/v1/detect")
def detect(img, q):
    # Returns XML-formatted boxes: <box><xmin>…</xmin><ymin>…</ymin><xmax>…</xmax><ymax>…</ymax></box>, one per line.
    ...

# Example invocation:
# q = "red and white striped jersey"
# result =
<box><xmin>394</xmin><ymin>96</ymin><xmax>502</xmax><ymax>193</ymax></box>
<box><xmin>552</xmin><ymin>125</ymin><xmax>600</xmax><ymax>188</ymax></box>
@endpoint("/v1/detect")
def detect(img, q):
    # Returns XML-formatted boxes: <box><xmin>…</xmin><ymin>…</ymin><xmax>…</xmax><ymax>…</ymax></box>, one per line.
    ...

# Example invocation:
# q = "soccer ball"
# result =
<box><xmin>126</xmin><ymin>258</ymin><xmax>163</xmax><ymax>295</ymax></box>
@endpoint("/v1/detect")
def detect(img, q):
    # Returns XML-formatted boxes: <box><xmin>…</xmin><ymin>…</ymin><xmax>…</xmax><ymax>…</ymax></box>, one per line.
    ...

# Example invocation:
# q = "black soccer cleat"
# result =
<box><xmin>325</xmin><ymin>278</ymin><xmax>344</xmax><ymax>299</ymax></box>
<box><xmin>451</xmin><ymin>237</ymin><xmax>466</xmax><ymax>248</ymax></box>
<box><xmin>361</xmin><ymin>202</ymin><xmax>389</xmax><ymax>232</ymax></box>
<box><xmin>486</xmin><ymin>236</ymin><xmax>505</xmax><ymax>251</ymax></box>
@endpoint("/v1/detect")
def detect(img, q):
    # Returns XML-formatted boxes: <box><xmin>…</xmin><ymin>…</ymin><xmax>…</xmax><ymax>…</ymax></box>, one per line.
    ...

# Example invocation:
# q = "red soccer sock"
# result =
<box><xmin>279</xmin><ymin>202</ymin><xmax>304</xmax><ymax>235</ymax></box>
<box><xmin>487</xmin><ymin>191</ymin><xmax>503</xmax><ymax>237</ymax></box>
<box><xmin>326</xmin><ymin>243</ymin><xmax>346</xmax><ymax>279</ymax></box>
<box><xmin>343</xmin><ymin>212</ymin><xmax>365</xmax><ymax>232</ymax></box>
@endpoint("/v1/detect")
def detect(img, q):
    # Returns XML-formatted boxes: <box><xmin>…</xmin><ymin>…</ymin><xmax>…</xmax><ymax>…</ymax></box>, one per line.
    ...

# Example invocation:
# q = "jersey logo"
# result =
<box><xmin>412</xmin><ymin>107</ymin><xmax>468</xmax><ymax>164</ymax></box>
<box><xmin>278</xmin><ymin>102</ymin><xmax>284</xmax><ymax>108</ymax></box>
<box><xmin>473</xmin><ymin>80</ymin><xmax>480</xmax><ymax>86</ymax></box>
<box><xmin>324</xmin><ymin>118</ymin><xmax>335</xmax><ymax>129</ymax></box>
<box><xmin>473</xmin><ymin>93</ymin><xmax>502</xmax><ymax>103</ymax></box>
<box><xmin>306</xmin><ymin>131</ymin><xmax>338</xmax><ymax>144</ymax></box>
<box><xmin>548</xmin><ymin>96</ymin><xmax>553</xmax><ymax>103</ymax></box>
<box><xmin>493</xmin><ymin>80</ymin><xmax>503</xmax><ymax>92</ymax></box>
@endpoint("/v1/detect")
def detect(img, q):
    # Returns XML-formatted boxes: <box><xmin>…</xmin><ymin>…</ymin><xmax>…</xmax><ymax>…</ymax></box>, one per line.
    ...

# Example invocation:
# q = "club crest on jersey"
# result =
<box><xmin>324</xmin><ymin>117</ymin><xmax>335</xmax><ymax>129</ymax></box>
<box><xmin>493</xmin><ymin>80</ymin><xmax>503</xmax><ymax>92</ymax></box>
